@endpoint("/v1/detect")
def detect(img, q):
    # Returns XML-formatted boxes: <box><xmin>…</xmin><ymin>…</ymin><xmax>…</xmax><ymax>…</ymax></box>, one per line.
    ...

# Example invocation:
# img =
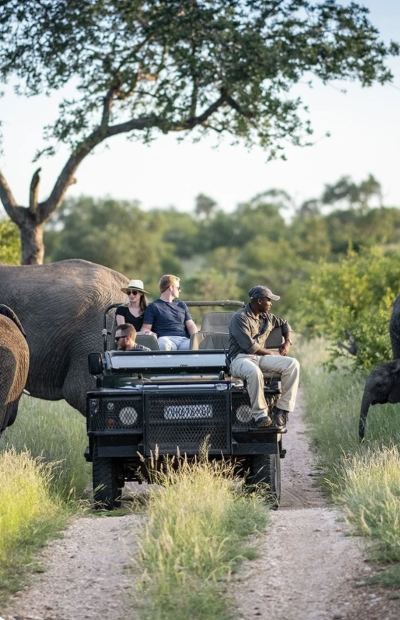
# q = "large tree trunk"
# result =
<box><xmin>20</xmin><ymin>220</ymin><xmax>45</xmax><ymax>265</ymax></box>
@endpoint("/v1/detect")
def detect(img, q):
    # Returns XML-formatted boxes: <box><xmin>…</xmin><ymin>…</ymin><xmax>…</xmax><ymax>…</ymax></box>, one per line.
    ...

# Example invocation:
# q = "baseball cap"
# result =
<box><xmin>248</xmin><ymin>285</ymin><xmax>280</xmax><ymax>301</ymax></box>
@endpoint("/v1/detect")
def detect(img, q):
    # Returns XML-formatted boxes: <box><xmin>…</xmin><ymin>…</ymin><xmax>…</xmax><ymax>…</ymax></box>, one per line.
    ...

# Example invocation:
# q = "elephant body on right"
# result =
<box><xmin>359</xmin><ymin>294</ymin><xmax>400</xmax><ymax>440</ymax></box>
<box><xmin>0</xmin><ymin>305</ymin><xmax>29</xmax><ymax>433</ymax></box>
<box><xmin>390</xmin><ymin>294</ymin><xmax>400</xmax><ymax>359</ymax></box>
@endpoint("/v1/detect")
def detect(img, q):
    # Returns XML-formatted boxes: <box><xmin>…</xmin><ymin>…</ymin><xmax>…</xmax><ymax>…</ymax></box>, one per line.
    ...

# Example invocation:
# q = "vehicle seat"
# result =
<box><xmin>200</xmin><ymin>312</ymin><xmax>235</xmax><ymax>333</ymax></box>
<box><xmin>135</xmin><ymin>334</ymin><xmax>160</xmax><ymax>350</ymax></box>
<box><xmin>190</xmin><ymin>331</ymin><xmax>229</xmax><ymax>350</ymax></box>
<box><xmin>264</xmin><ymin>327</ymin><xmax>285</xmax><ymax>349</ymax></box>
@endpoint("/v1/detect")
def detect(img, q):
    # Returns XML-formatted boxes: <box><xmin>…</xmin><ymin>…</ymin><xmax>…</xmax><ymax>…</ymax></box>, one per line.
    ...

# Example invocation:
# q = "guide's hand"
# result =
<box><xmin>279</xmin><ymin>342</ymin><xmax>290</xmax><ymax>356</ymax></box>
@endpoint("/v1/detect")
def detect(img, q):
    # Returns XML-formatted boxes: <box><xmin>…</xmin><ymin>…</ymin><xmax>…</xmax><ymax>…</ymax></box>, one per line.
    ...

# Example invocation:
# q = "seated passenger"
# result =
<box><xmin>229</xmin><ymin>285</ymin><xmax>300</xmax><ymax>430</ymax></box>
<box><xmin>141</xmin><ymin>274</ymin><xmax>198</xmax><ymax>350</ymax></box>
<box><xmin>115</xmin><ymin>324</ymin><xmax>151</xmax><ymax>351</ymax></box>
<box><xmin>116</xmin><ymin>279</ymin><xmax>150</xmax><ymax>333</ymax></box>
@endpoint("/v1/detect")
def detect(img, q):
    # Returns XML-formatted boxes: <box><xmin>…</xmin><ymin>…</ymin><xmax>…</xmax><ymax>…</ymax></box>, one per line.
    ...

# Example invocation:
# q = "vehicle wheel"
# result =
<box><xmin>248</xmin><ymin>453</ymin><xmax>281</xmax><ymax>508</ymax></box>
<box><xmin>92</xmin><ymin>444</ymin><xmax>122</xmax><ymax>510</ymax></box>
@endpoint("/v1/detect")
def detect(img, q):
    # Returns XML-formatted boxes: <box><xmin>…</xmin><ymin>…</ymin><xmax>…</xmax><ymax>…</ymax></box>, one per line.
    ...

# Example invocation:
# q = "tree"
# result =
<box><xmin>321</xmin><ymin>174</ymin><xmax>382</xmax><ymax>212</ymax></box>
<box><xmin>44</xmin><ymin>196</ymin><xmax>181</xmax><ymax>287</ymax></box>
<box><xmin>195</xmin><ymin>194</ymin><xmax>217</xmax><ymax>221</ymax></box>
<box><xmin>0</xmin><ymin>1</ymin><xmax>397</xmax><ymax>264</ymax></box>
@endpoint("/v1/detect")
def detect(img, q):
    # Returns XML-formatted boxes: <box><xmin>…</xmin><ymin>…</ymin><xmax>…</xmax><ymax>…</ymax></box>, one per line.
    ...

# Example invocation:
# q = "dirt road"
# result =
<box><xmin>3</xmin><ymin>391</ymin><xmax>400</xmax><ymax>620</ymax></box>
<box><xmin>233</xmin><ymin>395</ymin><xmax>400</xmax><ymax>620</ymax></box>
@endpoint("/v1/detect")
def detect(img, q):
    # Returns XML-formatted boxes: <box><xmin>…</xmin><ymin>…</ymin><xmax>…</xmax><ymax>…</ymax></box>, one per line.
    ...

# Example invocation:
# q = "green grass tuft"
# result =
<box><xmin>0</xmin><ymin>395</ymin><xmax>90</xmax><ymax>603</ymax></box>
<box><xmin>0</xmin><ymin>394</ymin><xmax>90</xmax><ymax>501</ymax></box>
<box><xmin>136</xmin><ymin>453</ymin><xmax>269</xmax><ymax>620</ymax></box>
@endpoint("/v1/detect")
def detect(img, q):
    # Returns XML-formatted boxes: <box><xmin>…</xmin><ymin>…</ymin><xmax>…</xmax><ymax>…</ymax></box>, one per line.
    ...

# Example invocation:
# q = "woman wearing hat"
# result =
<box><xmin>116</xmin><ymin>279</ymin><xmax>150</xmax><ymax>333</ymax></box>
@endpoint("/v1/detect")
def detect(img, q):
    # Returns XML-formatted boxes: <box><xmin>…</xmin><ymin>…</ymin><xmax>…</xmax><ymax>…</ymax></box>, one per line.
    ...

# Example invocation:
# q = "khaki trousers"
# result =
<box><xmin>231</xmin><ymin>353</ymin><xmax>300</xmax><ymax>416</ymax></box>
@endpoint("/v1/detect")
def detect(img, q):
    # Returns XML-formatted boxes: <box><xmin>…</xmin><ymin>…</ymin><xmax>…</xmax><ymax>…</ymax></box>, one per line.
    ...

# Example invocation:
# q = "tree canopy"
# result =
<box><xmin>0</xmin><ymin>0</ymin><xmax>398</xmax><ymax>263</ymax></box>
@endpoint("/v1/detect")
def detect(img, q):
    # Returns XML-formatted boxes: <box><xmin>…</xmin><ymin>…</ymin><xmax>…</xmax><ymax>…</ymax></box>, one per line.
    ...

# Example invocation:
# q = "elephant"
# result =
<box><xmin>390</xmin><ymin>294</ymin><xmax>400</xmax><ymax>359</ymax></box>
<box><xmin>0</xmin><ymin>259</ymin><xmax>128</xmax><ymax>416</ymax></box>
<box><xmin>359</xmin><ymin>359</ymin><xmax>400</xmax><ymax>441</ymax></box>
<box><xmin>0</xmin><ymin>304</ymin><xmax>29</xmax><ymax>433</ymax></box>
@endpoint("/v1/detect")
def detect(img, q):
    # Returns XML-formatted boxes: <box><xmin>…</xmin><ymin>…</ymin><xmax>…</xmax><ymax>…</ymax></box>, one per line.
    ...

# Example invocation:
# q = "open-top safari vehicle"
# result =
<box><xmin>85</xmin><ymin>301</ymin><xmax>287</xmax><ymax>509</ymax></box>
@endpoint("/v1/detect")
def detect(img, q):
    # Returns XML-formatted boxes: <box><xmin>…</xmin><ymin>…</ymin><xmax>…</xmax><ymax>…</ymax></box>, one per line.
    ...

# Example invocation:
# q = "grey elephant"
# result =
<box><xmin>359</xmin><ymin>359</ymin><xmax>400</xmax><ymax>440</ymax></box>
<box><xmin>0</xmin><ymin>304</ymin><xmax>29</xmax><ymax>433</ymax></box>
<box><xmin>0</xmin><ymin>259</ymin><xmax>128</xmax><ymax>416</ymax></box>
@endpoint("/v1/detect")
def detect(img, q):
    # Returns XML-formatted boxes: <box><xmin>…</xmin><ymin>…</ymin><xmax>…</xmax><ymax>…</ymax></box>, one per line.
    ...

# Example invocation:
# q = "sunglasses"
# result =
<box><xmin>127</xmin><ymin>290</ymin><xmax>139</xmax><ymax>296</ymax></box>
<box><xmin>115</xmin><ymin>335</ymin><xmax>127</xmax><ymax>342</ymax></box>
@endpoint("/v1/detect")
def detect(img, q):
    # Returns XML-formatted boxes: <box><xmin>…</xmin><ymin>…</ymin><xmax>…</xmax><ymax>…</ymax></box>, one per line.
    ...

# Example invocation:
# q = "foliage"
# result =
<box><xmin>0</xmin><ymin>1</ymin><xmax>398</xmax><ymax>264</ymax></box>
<box><xmin>295</xmin><ymin>247</ymin><xmax>400</xmax><ymax>369</ymax></box>
<box><xmin>44</xmin><ymin>196</ymin><xmax>181</xmax><ymax>292</ymax></box>
<box><xmin>0</xmin><ymin>219</ymin><xmax>21</xmax><ymax>264</ymax></box>
<box><xmin>1</xmin><ymin>1</ymin><xmax>396</xmax><ymax>155</ymax></box>
<box><xmin>136</xmin><ymin>452</ymin><xmax>268</xmax><ymax>620</ymax></box>
<box><xmin>0</xmin><ymin>448</ymin><xmax>70</xmax><ymax>605</ymax></box>
<box><xmin>321</xmin><ymin>173</ymin><xmax>382</xmax><ymax>212</ymax></box>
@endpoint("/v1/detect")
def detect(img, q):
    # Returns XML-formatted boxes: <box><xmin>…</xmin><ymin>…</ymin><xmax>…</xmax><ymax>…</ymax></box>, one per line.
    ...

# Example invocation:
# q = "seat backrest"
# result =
<box><xmin>264</xmin><ymin>327</ymin><xmax>284</xmax><ymax>349</ymax></box>
<box><xmin>135</xmin><ymin>334</ymin><xmax>160</xmax><ymax>350</ymax></box>
<box><xmin>200</xmin><ymin>312</ymin><xmax>235</xmax><ymax>333</ymax></box>
<box><xmin>190</xmin><ymin>331</ymin><xmax>229</xmax><ymax>351</ymax></box>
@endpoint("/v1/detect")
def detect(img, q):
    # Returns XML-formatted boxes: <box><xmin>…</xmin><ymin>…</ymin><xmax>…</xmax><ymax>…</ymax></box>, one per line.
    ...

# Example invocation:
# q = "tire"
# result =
<box><xmin>248</xmin><ymin>453</ymin><xmax>281</xmax><ymax>508</ymax></box>
<box><xmin>92</xmin><ymin>444</ymin><xmax>122</xmax><ymax>510</ymax></box>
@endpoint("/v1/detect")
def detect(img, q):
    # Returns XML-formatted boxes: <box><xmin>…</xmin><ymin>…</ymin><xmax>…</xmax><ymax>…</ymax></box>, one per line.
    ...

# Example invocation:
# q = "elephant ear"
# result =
<box><xmin>389</xmin><ymin>370</ymin><xmax>400</xmax><ymax>403</ymax></box>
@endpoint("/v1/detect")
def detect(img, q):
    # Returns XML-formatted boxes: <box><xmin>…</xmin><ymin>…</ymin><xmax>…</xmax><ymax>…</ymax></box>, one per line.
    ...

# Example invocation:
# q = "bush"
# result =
<box><xmin>296</xmin><ymin>247</ymin><xmax>400</xmax><ymax>370</ymax></box>
<box><xmin>0</xmin><ymin>219</ymin><xmax>20</xmax><ymax>264</ymax></box>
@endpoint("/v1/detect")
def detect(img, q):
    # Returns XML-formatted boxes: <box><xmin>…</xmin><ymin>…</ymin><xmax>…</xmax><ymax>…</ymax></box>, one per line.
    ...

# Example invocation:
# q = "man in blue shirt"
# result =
<box><xmin>142</xmin><ymin>274</ymin><xmax>198</xmax><ymax>350</ymax></box>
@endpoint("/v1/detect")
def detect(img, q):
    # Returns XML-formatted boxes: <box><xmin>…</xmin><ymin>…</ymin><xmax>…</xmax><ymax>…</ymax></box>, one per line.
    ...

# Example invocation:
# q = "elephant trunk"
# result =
<box><xmin>359</xmin><ymin>389</ymin><xmax>372</xmax><ymax>442</ymax></box>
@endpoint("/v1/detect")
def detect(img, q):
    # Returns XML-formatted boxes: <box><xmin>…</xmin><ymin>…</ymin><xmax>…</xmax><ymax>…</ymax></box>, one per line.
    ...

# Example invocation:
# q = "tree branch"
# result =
<box><xmin>0</xmin><ymin>168</ymin><xmax>20</xmax><ymax>222</ymax></box>
<box><xmin>29</xmin><ymin>167</ymin><xmax>41</xmax><ymax>215</ymax></box>
<box><xmin>40</xmin><ymin>93</ymin><xmax>229</xmax><ymax>221</ymax></box>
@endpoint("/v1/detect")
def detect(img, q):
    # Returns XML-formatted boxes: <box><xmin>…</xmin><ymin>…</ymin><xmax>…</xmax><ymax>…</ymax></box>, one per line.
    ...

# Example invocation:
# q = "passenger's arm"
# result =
<box><xmin>141</xmin><ymin>323</ymin><xmax>154</xmax><ymax>335</ymax></box>
<box><xmin>116</xmin><ymin>315</ymin><xmax>125</xmax><ymax>326</ymax></box>
<box><xmin>185</xmin><ymin>319</ymin><xmax>198</xmax><ymax>336</ymax></box>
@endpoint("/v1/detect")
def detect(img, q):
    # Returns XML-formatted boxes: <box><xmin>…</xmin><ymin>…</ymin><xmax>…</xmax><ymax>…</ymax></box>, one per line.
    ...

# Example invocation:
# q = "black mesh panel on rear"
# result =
<box><xmin>145</xmin><ymin>392</ymin><xmax>230</xmax><ymax>455</ymax></box>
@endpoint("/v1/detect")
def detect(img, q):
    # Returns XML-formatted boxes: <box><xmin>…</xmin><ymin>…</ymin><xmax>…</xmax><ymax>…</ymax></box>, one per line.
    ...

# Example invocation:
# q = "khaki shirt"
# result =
<box><xmin>229</xmin><ymin>303</ymin><xmax>290</xmax><ymax>361</ymax></box>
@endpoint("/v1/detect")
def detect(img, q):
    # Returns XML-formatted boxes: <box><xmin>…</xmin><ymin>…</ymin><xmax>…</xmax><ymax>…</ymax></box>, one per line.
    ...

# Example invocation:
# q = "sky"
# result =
<box><xmin>1</xmin><ymin>0</ymin><xmax>400</xmax><ymax>216</ymax></box>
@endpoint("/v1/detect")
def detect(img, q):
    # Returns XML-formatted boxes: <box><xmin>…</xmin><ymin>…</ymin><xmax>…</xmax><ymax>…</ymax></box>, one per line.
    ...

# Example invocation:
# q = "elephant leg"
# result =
<box><xmin>62</xmin><ymin>357</ymin><xmax>96</xmax><ymax>416</ymax></box>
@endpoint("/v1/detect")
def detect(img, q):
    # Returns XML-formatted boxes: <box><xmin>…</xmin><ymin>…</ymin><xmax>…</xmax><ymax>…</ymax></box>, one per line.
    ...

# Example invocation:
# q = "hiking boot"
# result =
<box><xmin>271</xmin><ymin>407</ymin><xmax>288</xmax><ymax>428</ymax></box>
<box><xmin>252</xmin><ymin>413</ymin><xmax>273</xmax><ymax>428</ymax></box>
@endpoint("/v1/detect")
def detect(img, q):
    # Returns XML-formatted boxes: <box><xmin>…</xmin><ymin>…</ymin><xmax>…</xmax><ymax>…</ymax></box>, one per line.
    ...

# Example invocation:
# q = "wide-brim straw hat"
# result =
<box><xmin>121</xmin><ymin>279</ymin><xmax>149</xmax><ymax>294</ymax></box>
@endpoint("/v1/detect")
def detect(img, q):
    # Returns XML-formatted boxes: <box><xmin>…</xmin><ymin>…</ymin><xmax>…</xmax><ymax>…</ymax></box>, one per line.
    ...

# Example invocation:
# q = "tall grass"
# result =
<box><xmin>0</xmin><ymin>395</ymin><xmax>90</xmax><ymax>603</ymax></box>
<box><xmin>299</xmin><ymin>337</ymin><xmax>400</xmax><ymax>585</ymax></box>
<box><xmin>136</xmin><ymin>453</ymin><xmax>269</xmax><ymax>620</ymax></box>
<box><xmin>0</xmin><ymin>394</ymin><xmax>90</xmax><ymax>500</ymax></box>
<box><xmin>0</xmin><ymin>448</ymin><xmax>67</xmax><ymax>603</ymax></box>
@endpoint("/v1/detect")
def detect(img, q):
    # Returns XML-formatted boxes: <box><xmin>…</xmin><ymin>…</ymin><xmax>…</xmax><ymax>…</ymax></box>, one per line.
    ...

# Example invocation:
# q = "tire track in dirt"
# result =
<box><xmin>2</xmin><ymin>514</ymin><xmax>142</xmax><ymax>620</ymax></box>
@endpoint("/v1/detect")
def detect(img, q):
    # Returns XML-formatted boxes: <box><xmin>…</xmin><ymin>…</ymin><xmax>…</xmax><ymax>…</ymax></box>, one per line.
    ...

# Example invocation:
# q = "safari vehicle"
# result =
<box><xmin>85</xmin><ymin>301</ymin><xmax>287</xmax><ymax>509</ymax></box>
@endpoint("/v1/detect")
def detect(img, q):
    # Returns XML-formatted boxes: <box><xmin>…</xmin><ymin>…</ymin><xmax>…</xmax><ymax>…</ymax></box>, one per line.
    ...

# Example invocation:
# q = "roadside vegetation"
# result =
<box><xmin>300</xmin><ymin>338</ymin><xmax>400</xmax><ymax>589</ymax></box>
<box><xmin>0</xmin><ymin>396</ymin><xmax>89</xmax><ymax>604</ymax></box>
<box><xmin>136</xmin><ymin>452</ymin><xmax>269</xmax><ymax>620</ymax></box>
